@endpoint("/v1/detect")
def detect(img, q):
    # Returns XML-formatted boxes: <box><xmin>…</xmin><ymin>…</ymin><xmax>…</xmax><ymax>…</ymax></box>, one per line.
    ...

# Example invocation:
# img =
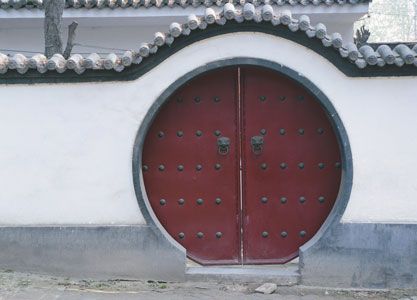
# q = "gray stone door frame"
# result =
<box><xmin>132</xmin><ymin>57</ymin><xmax>354</xmax><ymax>274</ymax></box>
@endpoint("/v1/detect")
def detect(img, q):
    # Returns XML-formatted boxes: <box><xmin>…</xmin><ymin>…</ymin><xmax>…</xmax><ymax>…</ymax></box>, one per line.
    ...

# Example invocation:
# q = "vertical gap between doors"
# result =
<box><xmin>237</xmin><ymin>66</ymin><xmax>244</xmax><ymax>265</ymax></box>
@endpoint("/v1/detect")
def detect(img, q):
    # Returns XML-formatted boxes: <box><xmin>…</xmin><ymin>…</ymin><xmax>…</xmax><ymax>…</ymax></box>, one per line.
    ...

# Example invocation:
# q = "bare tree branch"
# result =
<box><xmin>63</xmin><ymin>21</ymin><xmax>79</xmax><ymax>59</ymax></box>
<box><xmin>355</xmin><ymin>25</ymin><xmax>371</xmax><ymax>48</ymax></box>
<box><xmin>44</xmin><ymin>0</ymin><xmax>65</xmax><ymax>58</ymax></box>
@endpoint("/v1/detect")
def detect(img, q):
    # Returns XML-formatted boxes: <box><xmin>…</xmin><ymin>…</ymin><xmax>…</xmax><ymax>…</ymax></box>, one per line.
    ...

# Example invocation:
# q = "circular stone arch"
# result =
<box><xmin>132</xmin><ymin>57</ymin><xmax>353</xmax><ymax>265</ymax></box>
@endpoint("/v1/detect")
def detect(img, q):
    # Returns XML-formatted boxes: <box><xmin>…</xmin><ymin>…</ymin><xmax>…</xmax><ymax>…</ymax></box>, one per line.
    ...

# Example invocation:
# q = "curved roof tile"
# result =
<box><xmin>1</xmin><ymin>4</ymin><xmax>416</xmax><ymax>76</ymax></box>
<box><xmin>0</xmin><ymin>0</ymin><xmax>369</xmax><ymax>9</ymax></box>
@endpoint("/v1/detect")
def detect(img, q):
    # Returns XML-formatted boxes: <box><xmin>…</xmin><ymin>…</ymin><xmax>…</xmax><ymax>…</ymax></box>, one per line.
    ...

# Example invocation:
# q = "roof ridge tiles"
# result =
<box><xmin>1</xmin><ymin>4</ymin><xmax>416</xmax><ymax>75</ymax></box>
<box><xmin>0</xmin><ymin>0</ymin><xmax>370</xmax><ymax>9</ymax></box>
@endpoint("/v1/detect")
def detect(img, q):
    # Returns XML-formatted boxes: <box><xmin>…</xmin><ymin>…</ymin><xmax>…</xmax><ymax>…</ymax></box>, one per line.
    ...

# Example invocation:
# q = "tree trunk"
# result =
<box><xmin>44</xmin><ymin>0</ymin><xmax>65</xmax><ymax>58</ymax></box>
<box><xmin>63</xmin><ymin>21</ymin><xmax>79</xmax><ymax>59</ymax></box>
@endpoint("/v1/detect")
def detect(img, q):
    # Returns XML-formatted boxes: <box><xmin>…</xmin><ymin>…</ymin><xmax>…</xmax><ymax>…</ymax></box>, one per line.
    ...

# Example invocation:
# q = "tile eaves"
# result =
<box><xmin>1</xmin><ymin>3</ymin><xmax>416</xmax><ymax>77</ymax></box>
<box><xmin>0</xmin><ymin>0</ymin><xmax>371</xmax><ymax>10</ymax></box>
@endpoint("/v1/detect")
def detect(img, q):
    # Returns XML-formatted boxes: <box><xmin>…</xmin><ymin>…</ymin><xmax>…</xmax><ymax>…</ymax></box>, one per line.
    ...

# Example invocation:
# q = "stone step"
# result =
<box><xmin>185</xmin><ymin>265</ymin><xmax>300</xmax><ymax>285</ymax></box>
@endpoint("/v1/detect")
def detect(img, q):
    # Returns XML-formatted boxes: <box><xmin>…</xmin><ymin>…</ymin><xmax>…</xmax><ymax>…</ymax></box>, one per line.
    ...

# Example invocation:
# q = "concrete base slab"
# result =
<box><xmin>2</xmin><ymin>223</ymin><xmax>417</xmax><ymax>288</ymax></box>
<box><xmin>186</xmin><ymin>265</ymin><xmax>300</xmax><ymax>285</ymax></box>
<box><xmin>300</xmin><ymin>223</ymin><xmax>417</xmax><ymax>288</ymax></box>
<box><xmin>0</xmin><ymin>226</ymin><xmax>186</xmax><ymax>281</ymax></box>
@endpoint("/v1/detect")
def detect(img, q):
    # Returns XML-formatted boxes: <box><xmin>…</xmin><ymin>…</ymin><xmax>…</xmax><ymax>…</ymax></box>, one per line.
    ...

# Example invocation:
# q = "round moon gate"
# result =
<box><xmin>142</xmin><ymin>66</ymin><xmax>342</xmax><ymax>265</ymax></box>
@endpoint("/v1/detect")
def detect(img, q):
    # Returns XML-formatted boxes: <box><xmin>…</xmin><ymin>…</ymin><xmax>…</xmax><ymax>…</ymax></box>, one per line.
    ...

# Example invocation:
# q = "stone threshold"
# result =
<box><xmin>185</xmin><ymin>264</ymin><xmax>300</xmax><ymax>285</ymax></box>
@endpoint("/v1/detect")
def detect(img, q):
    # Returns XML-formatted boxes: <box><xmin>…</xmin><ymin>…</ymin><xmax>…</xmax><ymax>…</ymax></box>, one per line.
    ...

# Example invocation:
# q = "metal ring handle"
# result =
<box><xmin>251</xmin><ymin>135</ymin><xmax>264</xmax><ymax>155</ymax></box>
<box><xmin>217</xmin><ymin>137</ymin><xmax>230</xmax><ymax>155</ymax></box>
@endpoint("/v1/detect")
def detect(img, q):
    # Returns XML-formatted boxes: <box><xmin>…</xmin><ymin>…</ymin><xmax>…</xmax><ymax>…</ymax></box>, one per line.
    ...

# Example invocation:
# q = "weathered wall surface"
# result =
<box><xmin>0</xmin><ymin>21</ymin><xmax>352</xmax><ymax>55</ymax></box>
<box><xmin>0</xmin><ymin>4</ymin><xmax>367</xmax><ymax>54</ymax></box>
<box><xmin>0</xmin><ymin>25</ymin><xmax>166</xmax><ymax>55</ymax></box>
<box><xmin>0</xmin><ymin>32</ymin><xmax>416</xmax><ymax>225</ymax></box>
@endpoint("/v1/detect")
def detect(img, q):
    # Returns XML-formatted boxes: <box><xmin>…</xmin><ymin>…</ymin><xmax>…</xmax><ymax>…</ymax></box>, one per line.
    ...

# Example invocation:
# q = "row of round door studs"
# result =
<box><xmin>143</xmin><ymin>162</ymin><xmax>341</xmax><ymax>172</ymax></box>
<box><xmin>177</xmin><ymin>230</ymin><xmax>307</xmax><ymax>240</ymax></box>
<box><xmin>156</xmin><ymin>128</ymin><xmax>325</xmax><ymax>138</ymax></box>
<box><xmin>175</xmin><ymin>95</ymin><xmax>307</xmax><ymax>104</ymax></box>
<box><xmin>158</xmin><ymin>196</ymin><xmax>327</xmax><ymax>206</ymax></box>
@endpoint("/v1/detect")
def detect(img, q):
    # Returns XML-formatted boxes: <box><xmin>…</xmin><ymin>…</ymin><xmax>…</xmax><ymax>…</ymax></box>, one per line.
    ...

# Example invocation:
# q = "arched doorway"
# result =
<box><xmin>141</xmin><ymin>66</ymin><xmax>342</xmax><ymax>265</ymax></box>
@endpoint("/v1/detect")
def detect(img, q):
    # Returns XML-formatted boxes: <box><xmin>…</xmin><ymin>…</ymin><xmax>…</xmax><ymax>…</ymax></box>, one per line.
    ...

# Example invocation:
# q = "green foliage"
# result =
<box><xmin>355</xmin><ymin>0</ymin><xmax>417</xmax><ymax>42</ymax></box>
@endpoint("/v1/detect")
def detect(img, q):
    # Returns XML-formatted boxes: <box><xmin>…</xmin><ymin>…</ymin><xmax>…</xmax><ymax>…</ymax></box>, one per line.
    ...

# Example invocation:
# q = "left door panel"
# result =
<box><xmin>142</xmin><ymin>68</ymin><xmax>241</xmax><ymax>265</ymax></box>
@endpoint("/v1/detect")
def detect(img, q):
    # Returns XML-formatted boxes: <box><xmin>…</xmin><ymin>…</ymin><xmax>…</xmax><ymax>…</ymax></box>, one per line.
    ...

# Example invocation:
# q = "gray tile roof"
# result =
<box><xmin>0</xmin><ymin>0</ymin><xmax>370</xmax><ymax>9</ymax></box>
<box><xmin>1</xmin><ymin>3</ymin><xmax>415</xmax><ymax>75</ymax></box>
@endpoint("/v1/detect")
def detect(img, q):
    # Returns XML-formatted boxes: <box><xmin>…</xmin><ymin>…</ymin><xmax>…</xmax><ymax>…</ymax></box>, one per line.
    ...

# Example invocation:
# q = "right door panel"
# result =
<box><xmin>241</xmin><ymin>66</ymin><xmax>342</xmax><ymax>264</ymax></box>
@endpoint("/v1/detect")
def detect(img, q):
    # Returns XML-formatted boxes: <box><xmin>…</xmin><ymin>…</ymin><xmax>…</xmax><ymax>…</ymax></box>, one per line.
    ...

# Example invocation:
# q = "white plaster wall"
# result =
<box><xmin>0</xmin><ymin>82</ymin><xmax>146</xmax><ymax>224</ymax></box>
<box><xmin>0</xmin><ymin>22</ymin><xmax>353</xmax><ymax>55</ymax></box>
<box><xmin>0</xmin><ymin>32</ymin><xmax>416</xmax><ymax>225</ymax></box>
<box><xmin>0</xmin><ymin>7</ymin><xmax>363</xmax><ymax>54</ymax></box>
<box><xmin>0</xmin><ymin>25</ymin><xmax>167</xmax><ymax>55</ymax></box>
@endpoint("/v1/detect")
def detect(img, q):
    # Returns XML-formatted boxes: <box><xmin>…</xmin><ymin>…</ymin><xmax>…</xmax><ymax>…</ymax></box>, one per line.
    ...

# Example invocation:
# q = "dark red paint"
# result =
<box><xmin>142</xmin><ymin>68</ymin><xmax>241</xmax><ymax>264</ymax></box>
<box><xmin>240</xmin><ymin>67</ymin><xmax>342</xmax><ymax>263</ymax></box>
<box><xmin>142</xmin><ymin>66</ymin><xmax>341</xmax><ymax>265</ymax></box>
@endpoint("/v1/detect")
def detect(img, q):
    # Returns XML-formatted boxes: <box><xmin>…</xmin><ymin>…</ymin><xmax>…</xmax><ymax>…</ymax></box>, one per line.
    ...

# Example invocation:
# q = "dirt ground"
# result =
<box><xmin>0</xmin><ymin>269</ymin><xmax>416</xmax><ymax>300</ymax></box>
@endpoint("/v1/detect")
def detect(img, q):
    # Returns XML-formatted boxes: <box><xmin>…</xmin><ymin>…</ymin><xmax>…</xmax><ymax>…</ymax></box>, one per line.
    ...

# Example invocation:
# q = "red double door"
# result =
<box><xmin>142</xmin><ymin>66</ymin><xmax>341</xmax><ymax>265</ymax></box>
